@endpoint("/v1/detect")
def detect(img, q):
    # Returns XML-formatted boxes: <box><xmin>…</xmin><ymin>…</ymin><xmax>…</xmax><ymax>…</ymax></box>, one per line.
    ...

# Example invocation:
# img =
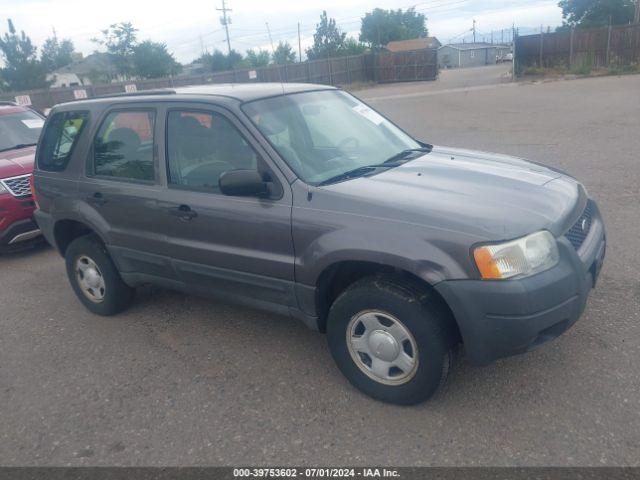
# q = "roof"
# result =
<box><xmin>385</xmin><ymin>37</ymin><xmax>441</xmax><ymax>52</ymax></box>
<box><xmin>174</xmin><ymin>83</ymin><xmax>336</xmax><ymax>102</ymax></box>
<box><xmin>57</xmin><ymin>83</ymin><xmax>336</xmax><ymax>109</ymax></box>
<box><xmin>441</xmin><ymin>42</ymin><xmax>510</xmax><ymax>51</ymax></box>
<box><xmin>0</xmin><ymin>104</ymin><xmax>30</xmax><ymax>116</ymax></box>
<box><xmin>52</xmin><ymin>53</ymin><xmax>116</xmax><ymax>76</ymax></box>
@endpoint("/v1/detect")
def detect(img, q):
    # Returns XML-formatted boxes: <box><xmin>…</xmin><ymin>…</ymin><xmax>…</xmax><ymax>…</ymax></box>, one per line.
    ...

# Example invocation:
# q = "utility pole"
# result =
<box><xmin>217</xmin><ymin>0</ymin><xmax>232</xmax><ymax>54</ymax></box>
<box><xmin>297</xmin><ymin>22</ymin><xmax>302</xmax><ymax>63</ymax></box>
<box><xmin>472</xmin><ymin>19</ymin><xmax>476</xmax><ymax>43</ymax></box>
<box><xmin>635</xmin><ymin>0</ymin><xmax>640</xmax><ymax>23</ymax></box>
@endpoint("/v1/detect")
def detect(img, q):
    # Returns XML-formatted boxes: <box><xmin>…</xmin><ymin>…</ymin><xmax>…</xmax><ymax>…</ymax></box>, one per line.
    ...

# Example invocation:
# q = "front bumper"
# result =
<box><xmin>0</xmin><ymin>193</ymin><xmax>40</xmax><ymax>250</ymax></box>
<box><xmin>435</xmin><ymin>201</ymin><xmax>606</xmax><ymax>366</ymax></box>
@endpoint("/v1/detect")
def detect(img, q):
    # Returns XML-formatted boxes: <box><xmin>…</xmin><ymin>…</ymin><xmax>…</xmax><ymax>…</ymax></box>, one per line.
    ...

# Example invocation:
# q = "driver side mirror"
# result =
<box><xmin>219</xmin><ymin>169</ymin><xmax>269</xmax><ymax>197</ymax></box>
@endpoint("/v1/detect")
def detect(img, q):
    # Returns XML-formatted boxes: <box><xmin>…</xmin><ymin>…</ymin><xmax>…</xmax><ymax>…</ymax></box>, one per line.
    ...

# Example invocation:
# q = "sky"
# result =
<box><xmin>0</xmin><ymin>0</ymin><xmax>564</xmax><ymax>63</ymax></box>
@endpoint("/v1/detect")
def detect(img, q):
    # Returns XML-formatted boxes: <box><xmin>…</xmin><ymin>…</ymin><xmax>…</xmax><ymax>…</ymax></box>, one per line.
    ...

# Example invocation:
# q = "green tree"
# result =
<box><xmin>227</xmin><ymin>49</ymin><xmax>244</xmax><ymax>68</ymax></box>
<box><xmin>558</xmin><ymin>0</ymin><xmax>636</xmax><ymax>27</ymax></box>
<box><xmin>40</xmin><ymin>36</ymin><xmax>75</xmax><ymax>72</ymax></box>
<box><xmin>272</xmin><ymin>41</ymin><xmax>297</xmax><ymax>64</ymax></box>
<box><xmin>245</xmin><ymin>49</ymin><xmax>271</xmax><ymax>67</ymax></box>
<box><xmin>306</xmin><ymin>11</ymin><xmax>346</xmax><ymax>60</ymax></box>
<box><xmin>198</xmin><ymin>49</ymin><xmax>244</xmax><ymax>72</ymax></box>
<box><xmin>92</xmin><ymin>22</ymin><xmax>138</xmax><ymax>76</ymax></box>
<box><xmin>341</xmin><ymin>37</ymin><xmax>368</xmax><ymax>56</ymax></box>
<box><xmin>132</xmin><ymin>41</ymin><xmax>181</xmax><ymax>78</ymax></box>
<box><xmin>0</xmin><ymin>19</ymin><xmax>49</xmax><ymax>91</ymax></box>
<box><xmin>209</xmin><ymin>50</ymin><xmax>228</xmax><ymax>71</ymax></box>
<box><xmin>360</xmin><ymin>7</ymin><xmax>428</xmax><ymax>49</ymax></box>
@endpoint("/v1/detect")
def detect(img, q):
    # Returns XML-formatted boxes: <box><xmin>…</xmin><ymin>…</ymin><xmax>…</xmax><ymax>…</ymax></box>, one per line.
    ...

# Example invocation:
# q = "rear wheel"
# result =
<box><xmin>327</xmin><ymin>276</ymin><xmax>454</xmax><ymax>405</ymax></box>
<box><xmin>65</xmin><ymin>235</ymin><xmax>134</xmax><ymax>315</ymax></box>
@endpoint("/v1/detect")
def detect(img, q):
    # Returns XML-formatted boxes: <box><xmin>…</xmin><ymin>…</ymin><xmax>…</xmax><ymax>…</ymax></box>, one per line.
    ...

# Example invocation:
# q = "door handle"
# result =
<box><xmin>169</xmin><ymin>204</ymin><xmax>197</xmax><ymax>221</ymax></box>
<box><xmin>88</xmin><ymin>192</ymin><xmax>107</xmax><ymax>205</ymax></box>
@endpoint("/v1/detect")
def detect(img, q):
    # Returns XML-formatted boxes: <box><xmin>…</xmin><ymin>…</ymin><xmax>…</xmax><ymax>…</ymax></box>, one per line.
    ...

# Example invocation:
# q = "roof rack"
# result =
<box><xmin>96</xmin><ymin>88</ymin><xmax>177</xmax><ymax>99</ymax></box>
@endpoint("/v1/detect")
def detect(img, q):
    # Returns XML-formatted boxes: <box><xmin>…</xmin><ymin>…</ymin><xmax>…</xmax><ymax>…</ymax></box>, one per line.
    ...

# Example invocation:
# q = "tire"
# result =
<box><xmin>326</xmin><ymin>275</ymin><xmax>454</xmax><ymax>405</ymax></box>
<box><xmin>65</xmin><ymin>234</ymin><xmax>134</xmax><ymax>315</ymax></box>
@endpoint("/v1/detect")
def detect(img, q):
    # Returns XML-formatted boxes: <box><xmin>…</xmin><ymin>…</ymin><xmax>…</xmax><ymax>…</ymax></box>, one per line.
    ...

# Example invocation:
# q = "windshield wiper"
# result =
<box><xmin>318</xmin><ymin>165</ymin><xmax>383</xmax><ymax>186</ymax></box>
<box><xmin>382</xmin><ymin>147</ymin><xmax>432</xmax><ymax>165</ymax></box>
<box><xmin>317</xmin><ymin>147</ymin><xmax>432</xmax><ymax>187</ymax></box>
<box><xmin>0</xmin><ymin>143</ymin><xmax>37</xmax><ymax>153</ymax></box>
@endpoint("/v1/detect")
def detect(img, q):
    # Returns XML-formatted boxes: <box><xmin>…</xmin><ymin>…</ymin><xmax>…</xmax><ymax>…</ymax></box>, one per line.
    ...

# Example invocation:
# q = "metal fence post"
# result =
<box><xmin>512</xmin><ymin>28</ymin><xmax>517</xmax><ymax>80</ymax></box>
<box><xmin>606</xmin><ymin>22</ymin><xmax>613</xmax><ymax>66</ymax></box>
<box><xmin>569</xmin><ymin>27</ymin><xmax>575</xmax><ymax>69</ymax></box>
<box><xmin>539</xmin><ymin>30</ymin><xmax>544</xmax><ymax>67</ymax></box>
<box><xmin>327</xmin><ymin>57</ymin><xmax>333</xmax><ymax>85</ymax></box>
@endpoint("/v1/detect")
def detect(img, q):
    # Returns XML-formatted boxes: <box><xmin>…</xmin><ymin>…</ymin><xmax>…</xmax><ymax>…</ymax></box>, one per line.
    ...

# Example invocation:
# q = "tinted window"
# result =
<box><xmin>166</xmin><ymin>110</ymin><xmax>258</xmax><ymax>192</ymax></box>
<box><xmin>93</xmin><ymin>110</ymin><xmax>155</xmax><ymax>181</ymax></box>
<box><xmin>37</xmin><ymin>111</ymin><xmax>88</xmax><ymax>172</ymax></box>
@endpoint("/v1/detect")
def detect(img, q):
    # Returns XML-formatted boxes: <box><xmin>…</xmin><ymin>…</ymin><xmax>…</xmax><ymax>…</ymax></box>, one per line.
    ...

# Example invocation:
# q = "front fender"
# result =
<box><xmin>293</xmin><ymin>209</ymin><xmax>477</xmax><ymax>288</ymax></box>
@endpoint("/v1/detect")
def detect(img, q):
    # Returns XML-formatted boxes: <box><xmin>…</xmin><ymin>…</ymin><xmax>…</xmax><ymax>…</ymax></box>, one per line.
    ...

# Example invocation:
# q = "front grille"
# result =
<box><xmin>565</xmin><ymin>201</ymin><xmax>593</xmax><ymax>250</ymax></box>
<box><xmin>1</xmin><ymin>174</ymin><xmax>32</xmax><ymax>198</ymax></box>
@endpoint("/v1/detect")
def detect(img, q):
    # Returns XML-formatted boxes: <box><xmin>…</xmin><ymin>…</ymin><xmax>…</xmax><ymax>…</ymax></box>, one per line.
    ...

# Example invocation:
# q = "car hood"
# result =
<box><xmin>315</xmin><ymin>145</ymin><xmax>586</xmax><ymax>241</ymax></box>
<box><xmin>0</xmin><ymin>146</ymin><xmax>36</xmax><ymax>179</ymax></box>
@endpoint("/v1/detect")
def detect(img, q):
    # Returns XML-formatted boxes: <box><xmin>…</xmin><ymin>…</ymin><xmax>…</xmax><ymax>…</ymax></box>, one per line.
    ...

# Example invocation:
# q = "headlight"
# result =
<box><xmin>473</xmin><ymin>231</ymin><xmax>559</xmax><ymax>280</ymax></box>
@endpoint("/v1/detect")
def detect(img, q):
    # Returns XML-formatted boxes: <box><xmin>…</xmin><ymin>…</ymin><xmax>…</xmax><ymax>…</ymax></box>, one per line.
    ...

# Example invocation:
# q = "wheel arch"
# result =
<box><xmin>314</xmin><ymin>260</ymin><xmax>462</xmax><ymax>344</ymax></box>
<box><xmin>53</xmin><ymin>217</ymin><xmax>108</xmax><ymax>256</ymax></box>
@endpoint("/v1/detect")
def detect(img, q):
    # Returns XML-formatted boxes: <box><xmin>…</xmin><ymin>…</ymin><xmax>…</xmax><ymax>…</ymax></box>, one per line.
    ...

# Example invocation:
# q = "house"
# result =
<box><xmin>385</xmin><ymin>37</ymin><xmax>442</xmax><ymax>53</ymax></box>
<box><xmin>438</xmin><ymin>43</ymin><xmax>511</xmax><ymax>69</ymax></box>
<box><xmin>46</xmin><ymin>53</ymin><xmax>120</xmax><ymax>88</ymax></box>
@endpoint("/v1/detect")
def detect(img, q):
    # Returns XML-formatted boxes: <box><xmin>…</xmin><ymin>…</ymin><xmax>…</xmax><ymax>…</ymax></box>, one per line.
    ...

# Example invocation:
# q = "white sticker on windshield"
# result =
<box><xmin>352</xmin><ymin>104</ymin><xmax>384</xmax><ymax>125</ymax></box>
<box><xmin>21</xmin><ymin>119</ymin><xmax>44</xmax><ymax>129</ymax></box>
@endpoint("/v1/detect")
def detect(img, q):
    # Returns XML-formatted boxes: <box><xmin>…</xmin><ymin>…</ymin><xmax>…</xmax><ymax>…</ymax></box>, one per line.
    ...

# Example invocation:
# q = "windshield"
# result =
<box><xmin>0</xmin><ymin>109</ymin><xmax>44</xmax><ymax>152</ymax></box>
<box><xmin>242</xmin><ymin>90</ymin><xmax>422</xmax><ymax>185</ymax></box>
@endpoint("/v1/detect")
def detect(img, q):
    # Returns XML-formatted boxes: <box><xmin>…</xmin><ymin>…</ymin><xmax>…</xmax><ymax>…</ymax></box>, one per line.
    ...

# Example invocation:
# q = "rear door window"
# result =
<box><xmin>92</xmin><ymin>110</ymin><xmax>155</xmax><ymax>182</ymax></box>
<box><xmin>37</xmin><ymin>111</ymin><xmax>88</xmax><ymax>171</ymax></box>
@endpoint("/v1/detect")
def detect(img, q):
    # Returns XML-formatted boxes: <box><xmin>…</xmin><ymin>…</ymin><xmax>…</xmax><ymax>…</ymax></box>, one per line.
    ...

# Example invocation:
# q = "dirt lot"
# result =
<box><xmin>1</xmin><ymin>67</ymin><xmax>639</xmax><ymax>466</ymax></box>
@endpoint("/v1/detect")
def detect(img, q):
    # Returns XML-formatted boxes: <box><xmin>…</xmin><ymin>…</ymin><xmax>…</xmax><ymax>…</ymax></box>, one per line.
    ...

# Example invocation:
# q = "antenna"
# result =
<box><xmin>266</xmin><ymin>22</ymin><xmax>284</xmax><ymax>91</ymax></box>
<box><xmin>298</xmin><ymin>22</ymin><xmax>302</xmax><ymax>63</ymax></box>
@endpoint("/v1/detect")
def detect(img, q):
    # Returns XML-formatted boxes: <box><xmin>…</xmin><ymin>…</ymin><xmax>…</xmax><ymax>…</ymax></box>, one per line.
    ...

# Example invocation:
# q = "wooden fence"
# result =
<box><xmin>0</xmin><ymin>50</ymin><xmax>438</xmax><ymax>111</ymax></box>
<box><xmin>366</xmin><ymin>49</ymin><xmax>438</xmax><ymax>83</ymax></box>
<box><xmin>515</xmin><ymin>23</ymin><xmax>640</xmax><ymax>71</ymax></box>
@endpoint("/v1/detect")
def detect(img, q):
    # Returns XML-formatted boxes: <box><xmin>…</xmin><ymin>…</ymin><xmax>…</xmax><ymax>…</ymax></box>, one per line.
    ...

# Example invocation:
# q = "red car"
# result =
<box><xmin>0</xmin><ymin>102</ymin><xmax>44</xmax><ymax>252</ymax></box>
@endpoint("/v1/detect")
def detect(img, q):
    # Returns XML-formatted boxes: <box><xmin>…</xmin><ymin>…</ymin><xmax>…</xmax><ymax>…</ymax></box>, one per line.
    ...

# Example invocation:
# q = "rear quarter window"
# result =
<box><xmin>37</xmin><ymin>111</ymin><xmax>89</xmax><ymax>172</ymax></box>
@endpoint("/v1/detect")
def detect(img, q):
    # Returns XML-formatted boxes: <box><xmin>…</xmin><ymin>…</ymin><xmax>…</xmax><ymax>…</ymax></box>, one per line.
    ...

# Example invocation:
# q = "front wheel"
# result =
<box><xmin>327</xmin><ymin>276</ymin><xmax>454</xmax><ymax>405</ymax></box>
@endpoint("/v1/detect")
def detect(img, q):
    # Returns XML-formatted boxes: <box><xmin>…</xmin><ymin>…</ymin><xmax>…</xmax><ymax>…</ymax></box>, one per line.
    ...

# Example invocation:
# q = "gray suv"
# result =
<box><xmin>33</xmin><ymin>84</ymin><xmax>606</xmax><ymax>404</ymax></box>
